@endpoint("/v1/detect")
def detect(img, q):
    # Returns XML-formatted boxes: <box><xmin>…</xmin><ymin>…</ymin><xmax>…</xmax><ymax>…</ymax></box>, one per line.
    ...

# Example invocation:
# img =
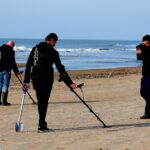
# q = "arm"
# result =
<box><xmin>24</xmin><ymin>49</ymin><xmax>34</xmax><ymax>83</ymax></box>
<box><xmin>54</xmin><ymin>50</ymin><xmax>76</xmax><ymax>87</ymax></box>
<box><xmin>136</xmin><ymin>44</ymin><xmax>145</xmax><ymax>60</ymax></box>
<box><xmin>136</xmin><ymin>48</ymin><xmax>143</xmax><ymax>60</ymax></box>
<box><xmin>11</xmin><ymin>51</ymin><xmax>19</xmax><ymax>74</ymax></box>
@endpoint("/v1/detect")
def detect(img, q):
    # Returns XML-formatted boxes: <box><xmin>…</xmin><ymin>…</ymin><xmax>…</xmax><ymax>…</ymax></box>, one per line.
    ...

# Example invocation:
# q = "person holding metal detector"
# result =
<box><xmin>136</xmin><ymin>35</ymin><xmax>150</xmax><ymax>119</ymax></box>
<box><xmin>24</xmin><ymin>33</ymin><xmax>77</xmax><ymax>132</ymax></box>
<box><xmin>0</xmin><ymin>41</ymin><xmax>20</xmax><ymax>106</ymax></box>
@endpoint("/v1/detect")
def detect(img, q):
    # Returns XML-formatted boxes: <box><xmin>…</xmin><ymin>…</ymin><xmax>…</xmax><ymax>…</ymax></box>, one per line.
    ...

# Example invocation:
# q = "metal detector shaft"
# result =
<box><xmin>16</xmin><ymin>75</ymin><xmax>36</xmax><ymax>104</ymax></box>
<box><xmin>71</xmin><ymin>89</ymin><xmax>107</xmax><ymax>127</ymax></box>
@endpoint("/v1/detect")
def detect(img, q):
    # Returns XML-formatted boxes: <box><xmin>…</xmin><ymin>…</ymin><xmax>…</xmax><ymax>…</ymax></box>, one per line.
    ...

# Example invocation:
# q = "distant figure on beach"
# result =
<box><xmin>136</xmin><ymin>34</ymin><xmax>150</xmax><ymax>119</ymax></box>
<box><xmin>0</xmin><ymin>41</ymin><xmax>20</xmax><ymax>106</ymax></box>
<box><xmin>24</xmin><ymin>33</ymin><xmax>77</xmax><ymax>132</ymax></box>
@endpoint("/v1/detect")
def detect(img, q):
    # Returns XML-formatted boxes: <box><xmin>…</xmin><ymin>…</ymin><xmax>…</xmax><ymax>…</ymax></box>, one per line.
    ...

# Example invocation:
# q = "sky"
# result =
<box><xmin>0</xmin><ymin>0</ymin><xmax>150</xmax><ymax>40</ymax></box>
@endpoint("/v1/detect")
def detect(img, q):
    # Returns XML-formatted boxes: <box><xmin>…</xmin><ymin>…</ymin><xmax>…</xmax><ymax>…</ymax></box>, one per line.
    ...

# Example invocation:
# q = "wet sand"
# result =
<box><xmin>1</xmin><ymin>67</ymin><xmax>150</xmax><ymax>150</ymax></box>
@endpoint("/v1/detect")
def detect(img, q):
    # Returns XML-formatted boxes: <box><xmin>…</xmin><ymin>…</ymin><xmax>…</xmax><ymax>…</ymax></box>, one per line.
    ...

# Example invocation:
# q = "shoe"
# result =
<box><xmin>38</xmin><ymin>126</ymin><xmax>51</xmax><ymax>132</ymax></box>
<box><xmin>2</xmin><ymin>102</ymin><xmax>11</xmax><ymax>106</ymax></box>
<box><xmin>140</xmin><ymin>115</ymin><xmax>150</xmax><ymax>119</ymax></box>
<box><xmin>0</xmin><ymin>101</ymin><xmax>2</xmax><ymax>105</ymax></box>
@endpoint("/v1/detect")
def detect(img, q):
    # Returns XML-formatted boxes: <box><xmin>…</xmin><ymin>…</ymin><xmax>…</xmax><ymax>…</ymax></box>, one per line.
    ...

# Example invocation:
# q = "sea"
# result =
<box><xmin>0</xmin><ymin>38</ymin><xmax>142</xmax><ymax>71</ymax></box>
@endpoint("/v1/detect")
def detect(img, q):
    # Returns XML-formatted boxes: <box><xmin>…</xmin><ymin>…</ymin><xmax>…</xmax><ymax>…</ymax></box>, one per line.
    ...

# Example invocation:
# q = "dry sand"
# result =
<box><xmin>0</xmin><ymin>67</ymin><xmax>150</xmax><ymax>150</ymax></box>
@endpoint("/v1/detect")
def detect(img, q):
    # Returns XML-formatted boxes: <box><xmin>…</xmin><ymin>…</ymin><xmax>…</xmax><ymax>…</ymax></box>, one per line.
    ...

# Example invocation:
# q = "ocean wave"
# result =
<box><xmin>14</xmin><ymin>45</ymin><xmax>135</xmax><ymax>54</ymax></box>
<box><xmin>14</xmin><ymin>46</ymin><xmax>111</xmax><ymax>53</ymax></box>
<box><xmin>57</xmin><ymin>48</ymin><xmax>111</xmax><ymax>53</ymax></box>
<box><xmin>110</xmin><ymin>44</ymin><xmax>136</xmax><ymax>51</ymax></box>
<box><xmin>14</xmin><ymin>46</ymin><xmax>31</xmax><ymax>52</ymax></box>
<box><xmin>114</xmin><ymin>43</ymin><xmax>137</xmax><ymax>48</ymax></box>
<box><xmin>126</xmin><ymin>48</ymin><xmax>136</xmax><ymax>51</ymax></box>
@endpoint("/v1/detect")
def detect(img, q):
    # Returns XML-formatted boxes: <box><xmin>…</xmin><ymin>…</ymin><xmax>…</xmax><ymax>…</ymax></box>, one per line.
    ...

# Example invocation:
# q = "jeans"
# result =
<box><xmin>0</xmin><ymin>71</ymin><xmax>11</xmax><ymax>93</ymax></box>
<box><xmin>140</xmin><ymin>77</ymin><xmax>150</xmax><ymax>115</ymax></box>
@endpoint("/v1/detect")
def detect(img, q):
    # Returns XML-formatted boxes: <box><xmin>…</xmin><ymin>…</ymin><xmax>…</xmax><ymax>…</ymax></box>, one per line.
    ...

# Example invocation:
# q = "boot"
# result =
<box><xmin>2</xmin><ymin>92</ymin><xmax>11</xmax><ymax>106</ymax></box>
<box><xmin>0</xmin><ymin>92</ymin><xmax>2</xmax><ymax>105</ymax></box>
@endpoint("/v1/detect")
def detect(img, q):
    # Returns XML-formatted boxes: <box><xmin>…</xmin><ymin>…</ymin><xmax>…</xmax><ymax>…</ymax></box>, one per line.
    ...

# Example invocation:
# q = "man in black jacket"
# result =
<box><xmin>136</xmin><ymin>35</ymin><xmax>150</xmax><ymax>119</ymax></box>
<box><xmin>0</xmin><ymin>41</ymin><xmax>20</xmax><ymax>105</ymax></box>
<box><xmin>24</xmin><ymin>33</ymin><xmax>77</xmax><ymax>132</ymax></box>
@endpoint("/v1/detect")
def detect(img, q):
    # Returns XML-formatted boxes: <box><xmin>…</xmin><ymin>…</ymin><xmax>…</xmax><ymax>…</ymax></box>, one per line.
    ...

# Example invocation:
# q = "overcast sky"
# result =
<box><xmin>0</xmin><ymin>0</ymin><xmax>149</xmax><ymax>40</ymax></box>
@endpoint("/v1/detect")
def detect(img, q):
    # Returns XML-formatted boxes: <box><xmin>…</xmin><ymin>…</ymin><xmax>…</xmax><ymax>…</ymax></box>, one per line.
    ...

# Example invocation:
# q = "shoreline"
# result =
<box><xmin>17</xmin><ymin>63</ymin><xmax>142</xmax><ymax>79</ymax></box>
<box><xmin>58</xmin><ymin>66</ymin><xmax>142</xmax><ymax>79</ymax></box>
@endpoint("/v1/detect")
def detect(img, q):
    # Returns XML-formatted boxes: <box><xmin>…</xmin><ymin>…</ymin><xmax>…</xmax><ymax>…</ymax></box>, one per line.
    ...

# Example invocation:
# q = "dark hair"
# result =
<box><xmin>136</xmin><ymin>43</ymin><xmax>144</xmax><ymax>49</ymax></box>
<box><xmin>45</xmin><ymin>33</ymin><xmax>58</xmax><ymax>41</ymax></box>
<box><xmin>136</xmin><ymin>43</ymin><xmax>147</xmax><ymax>52</ymax></box>
<box><xmin>142</xmin><ymin>34</ymin><xmax>150</xmax><ymax>42</ymax></box>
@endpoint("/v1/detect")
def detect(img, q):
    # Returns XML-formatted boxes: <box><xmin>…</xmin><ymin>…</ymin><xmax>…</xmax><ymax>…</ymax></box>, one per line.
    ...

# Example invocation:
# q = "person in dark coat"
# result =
<box><xmin>24</xmin><ymin>33</ymin><xmax>77</xmax><ymax>132</ymax></box>
<box><xmin>0</xmin><ymin>41</ymin><xmax>20</xmax><ymax>105</ymax></box>
<box><xmin>136</xmin><ymin>34</ymin><xmax>150</xmax><ymax>119</ymax></box>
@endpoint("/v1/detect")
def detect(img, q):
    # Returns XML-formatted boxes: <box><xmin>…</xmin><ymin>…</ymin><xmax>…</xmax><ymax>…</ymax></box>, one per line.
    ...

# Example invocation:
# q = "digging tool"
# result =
<box><xmin>15</xmin><ymin>90</ymin><xmax>26</xmax><ymax>132</ymax></box>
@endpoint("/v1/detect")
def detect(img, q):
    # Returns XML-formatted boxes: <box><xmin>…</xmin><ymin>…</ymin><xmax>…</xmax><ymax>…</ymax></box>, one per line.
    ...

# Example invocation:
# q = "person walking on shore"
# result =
<box><xmin>136</xmin><ymin>34</ymin><xmax>150</xmax><ymax>119</ymax></box>
<box><xmin>24</xmin><ymin>33</ymin><xmax>77</xmax><ymax>132</ymax></box>
<box><xmin>0</xmin><ymin>41</ymin><xmax>20</xmax><ymax>106</ymax></box>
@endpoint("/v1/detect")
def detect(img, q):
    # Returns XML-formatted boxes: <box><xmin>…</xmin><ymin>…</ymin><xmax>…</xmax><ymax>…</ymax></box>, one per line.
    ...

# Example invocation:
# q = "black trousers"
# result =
<box><xmin>141</xmin><ymin>77</ymin><xmax>150</xmax><ymax>115</ymax></box>
<box><xmin>33</xmin><ymin>78</ymin><xmax>53</xmax><ymax>127</ymax></box>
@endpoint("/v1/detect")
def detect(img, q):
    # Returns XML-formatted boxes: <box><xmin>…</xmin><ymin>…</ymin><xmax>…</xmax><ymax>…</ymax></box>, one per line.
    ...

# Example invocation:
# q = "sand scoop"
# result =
<box><xmin>15</xmin><ymin>88</ymin><xmax>26</xmax><ymax>132</ymax></box>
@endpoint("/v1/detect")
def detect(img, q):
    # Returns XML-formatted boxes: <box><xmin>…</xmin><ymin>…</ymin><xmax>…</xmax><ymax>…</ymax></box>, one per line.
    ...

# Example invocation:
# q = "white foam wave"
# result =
<box><xmin>126</xmin><ymin>48</ymin><xmax>136</xmax><ymax>51</ymax></box>
<box><xmin>14</xmin><ymin>46</ymin><xmax>109</xmax><ymax>53</ymax></box>
<box><xmin>14</xmin><ymin>46</ymin><xmax>135</xmax><ymax>54</ymax></box>
<box><xmin>114</xmin><ymin>43</ymin><xmax>137</xmax><ymax>48</ymax></box>
<box><xmin>14</xmin><ymin>46</ymin><xmax>32</xmax><ymax>52</ymax></box>
<box><xmin>57</xmin><ymin>48</ymin><xmax>111</xmax><ymax>53</ymax></box>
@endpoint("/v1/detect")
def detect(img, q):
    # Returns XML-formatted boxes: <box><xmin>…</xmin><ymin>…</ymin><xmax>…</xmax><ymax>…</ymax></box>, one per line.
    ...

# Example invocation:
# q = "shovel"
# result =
<box><xmin>15</xmin><ymin>91</ymin><xmax>26</xmax><ymax>132</ymax></box>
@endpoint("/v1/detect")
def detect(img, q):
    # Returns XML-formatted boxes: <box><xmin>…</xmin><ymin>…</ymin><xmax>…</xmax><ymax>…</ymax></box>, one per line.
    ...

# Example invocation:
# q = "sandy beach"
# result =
<box><xmin>1</xmin><ymin>66</ymin><xmax>150</xmax><ymax>150</ymax></box>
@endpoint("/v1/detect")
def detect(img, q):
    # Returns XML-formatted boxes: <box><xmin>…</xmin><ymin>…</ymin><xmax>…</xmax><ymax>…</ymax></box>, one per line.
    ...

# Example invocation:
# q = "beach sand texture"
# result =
<box><xmin>0</xmin><ymin>67</ymin><xmax>150</xmax><ymax>150</ymax></box>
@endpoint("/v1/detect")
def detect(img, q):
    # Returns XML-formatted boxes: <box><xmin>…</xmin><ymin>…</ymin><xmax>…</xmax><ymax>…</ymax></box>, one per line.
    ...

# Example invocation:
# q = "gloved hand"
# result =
<box><xmin>22</xmin><ymin>83</ymin><xmax>29</xmax><ymax>94</ymax></box>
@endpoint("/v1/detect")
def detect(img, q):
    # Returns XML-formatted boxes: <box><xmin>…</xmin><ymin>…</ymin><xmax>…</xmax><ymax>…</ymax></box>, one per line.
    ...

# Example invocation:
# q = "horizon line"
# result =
<box><xmin>0</xmin><ymin>37</ymin><xmax>140</xmax><ymax>41</ymax></box>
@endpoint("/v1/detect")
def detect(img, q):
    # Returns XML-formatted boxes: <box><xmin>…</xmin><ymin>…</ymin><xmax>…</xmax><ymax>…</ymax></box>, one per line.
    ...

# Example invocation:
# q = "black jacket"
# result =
<box><xmin>24</xmin><ymin>42</ymin><xmax>73</xmax><ymax>85</ymax></box>
<box><xmin>137</xmin><ymin>46</ymin><xmax>150</xmax><ymax>77</ymax></box>
<box><xmin>0</xmin><ymin>44</ymin><xmax>19</xmax><ymax>73</ymax></box>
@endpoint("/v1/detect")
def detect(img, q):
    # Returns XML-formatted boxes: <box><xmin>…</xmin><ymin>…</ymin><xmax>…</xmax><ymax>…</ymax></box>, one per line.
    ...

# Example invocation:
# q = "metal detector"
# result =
<box><xmin>59</xmin><ymin>75</ymin><xmax>108</xmax><ymax>128</ymax></box>
<box><xmin>16</xmin><ymin>75</ymin><xmax>37</xmax><ymax>104</ymax></box>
